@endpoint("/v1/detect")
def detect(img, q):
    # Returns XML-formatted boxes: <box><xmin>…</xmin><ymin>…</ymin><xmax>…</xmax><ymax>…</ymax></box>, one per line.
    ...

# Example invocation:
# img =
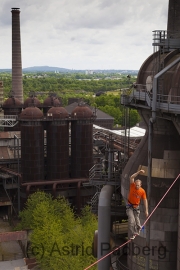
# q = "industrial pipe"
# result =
<box><xmin>145</xmin><ymin>118</ymin><xmax>153</xmax><ymax>270</ymax></box>
<box><xmin>98</xmin><ymin>185</ymin><xmax>114</xmax><ymax>270</ymax></box>
<box><xmin>21</xmin><ymin>178</ymin><xmax>88</xmax><ymax>214</ymax></box>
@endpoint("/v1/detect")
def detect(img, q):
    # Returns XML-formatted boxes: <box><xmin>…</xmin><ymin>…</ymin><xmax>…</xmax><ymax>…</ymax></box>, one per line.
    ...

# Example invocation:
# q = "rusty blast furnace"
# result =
<box><xmin>121</xmin><ymin>0</ymin><xmax>180</xmax><ymax>269</ymax></box>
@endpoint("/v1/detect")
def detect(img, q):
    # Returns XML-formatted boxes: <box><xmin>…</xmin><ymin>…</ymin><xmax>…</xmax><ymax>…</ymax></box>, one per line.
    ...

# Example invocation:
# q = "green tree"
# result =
<box><xmin>17</xmin><ymin>192</ymin><xmax>97</xmax><ymax>270</ymax></box>
<box><xmin>129</xmin><ymin>109</ymin><xmax>141</xmax><ymax>127</ymax></box>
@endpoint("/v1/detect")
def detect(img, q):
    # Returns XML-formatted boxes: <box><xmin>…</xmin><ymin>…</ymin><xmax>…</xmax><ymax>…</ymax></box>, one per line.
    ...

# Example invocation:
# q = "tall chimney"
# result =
<box><xmin>11</xmin><ymin>8</ymin><xmax>23</xmax><ymax>103</ymax></box>
<box><xmin>167</xmin><ymin>0</ymin><xmax>180</xmax><ymax>38</ymax></box>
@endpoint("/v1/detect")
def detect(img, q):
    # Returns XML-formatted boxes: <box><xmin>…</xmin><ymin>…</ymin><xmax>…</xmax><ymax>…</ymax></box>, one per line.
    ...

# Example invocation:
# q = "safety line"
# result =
<box><xmin>84</xmin><ymin>173</ymin><xmax>180</xmax><ymax>270</ymax></box>
<box><xmin>84</xmin><ymin>239</ymin><xmax>131</xmax><ymax>270</ymax></box>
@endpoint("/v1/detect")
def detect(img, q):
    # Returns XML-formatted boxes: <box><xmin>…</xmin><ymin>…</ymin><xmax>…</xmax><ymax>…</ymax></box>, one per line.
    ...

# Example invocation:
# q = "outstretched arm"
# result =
<box><xmin>143</xmin><ymin>199</ymin><xmax>149</xmax><ymax>217</ymax></box>
<box><xmin>130</xmin><ymin>169</ymin><xmax>145</xmax><ymax>183</ymax></box>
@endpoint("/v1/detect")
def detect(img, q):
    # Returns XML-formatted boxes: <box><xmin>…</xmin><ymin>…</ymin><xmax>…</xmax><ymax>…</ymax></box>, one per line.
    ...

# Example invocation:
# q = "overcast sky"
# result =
<box><xmin>0</xmin><ymin>0</ymin><xmax>169</xmax><ymax>70</ymax></box>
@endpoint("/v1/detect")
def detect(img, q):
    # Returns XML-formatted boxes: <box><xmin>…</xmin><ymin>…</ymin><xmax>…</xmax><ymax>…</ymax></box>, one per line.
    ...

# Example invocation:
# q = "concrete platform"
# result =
<box><xmin>0</xmin><ymin>259</ymin><xmax>26</xmax><ymax>270</ymax></box>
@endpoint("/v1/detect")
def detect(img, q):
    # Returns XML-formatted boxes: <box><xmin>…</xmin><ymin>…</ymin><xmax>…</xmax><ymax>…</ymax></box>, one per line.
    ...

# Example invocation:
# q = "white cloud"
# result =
<box><xmin>0</xmin><ymin>0</ymin><xmax>169</xmax><ymax>69</ymax></box>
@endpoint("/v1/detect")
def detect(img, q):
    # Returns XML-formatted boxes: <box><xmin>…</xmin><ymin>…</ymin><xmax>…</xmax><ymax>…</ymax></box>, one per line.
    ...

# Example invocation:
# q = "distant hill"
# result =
<box><xmin>0</xmin><ymin>66</ymin><xmax>138</xmax><ymax>74</ymax></box>
<box><xmin>23</xmin><ymin>66</ymin><xmax>71</xmax><ymax>72</ymax></box>
<box><xmin>0</xmin><ymin>69</ymin><xmax>11</xmax><ymax>72</ymax></box>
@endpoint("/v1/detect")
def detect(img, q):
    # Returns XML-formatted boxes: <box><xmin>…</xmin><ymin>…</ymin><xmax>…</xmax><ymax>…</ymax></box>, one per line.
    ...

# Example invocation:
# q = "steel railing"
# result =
<box><xmin>121</xmin><ymin>85</ymin><xmax>180</xmax><ymax>114</ymax></box>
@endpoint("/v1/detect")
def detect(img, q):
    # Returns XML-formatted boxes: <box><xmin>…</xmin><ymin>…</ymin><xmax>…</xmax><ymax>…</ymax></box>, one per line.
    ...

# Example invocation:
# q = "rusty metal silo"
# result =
<box><xmin>43</xmin><ymin>94</ymin><xmax>61</xmax><ymax>114</ymax></box>
<box><xmin>120</xmin><ymin>1</ymin><xmax>180</xmax><ymax>269</ymax></box>
<box><xmin>46</xmin><ymin>106</ymin><xmax>69</xmax><ymax>180</ymax></box>
<box><xmin>2</xmin><ymin>93</ymin><xmax>22</xmax><ymax>131</ymax></box>
<box><xmin>24</xmin><ymin>96</ymin><xmax>41</xmax><ymax>109</ymax></box>
<box><xmin>2</xmin><ymin>95</ymin><xmax>22</xmax><ymax>115</ymax></box>
<box><xmin>19</xmin><ymin>107</ymin><xmax>44</xmax><ymax>182</ymax></box>
<box><xmin>71</xmin><ymin>104</ymin><xmax>94</xmax><ymax>178</ymax></box>
<box><xmin>11</xmin><ymin>8</ymin><xmax>23</xmax><ymax>103</ymax></box>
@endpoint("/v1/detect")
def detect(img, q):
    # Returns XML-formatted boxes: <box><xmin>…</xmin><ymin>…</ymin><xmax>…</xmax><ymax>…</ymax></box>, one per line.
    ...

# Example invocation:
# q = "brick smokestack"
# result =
<box><xmin>167</xmin><ymin>0</ymin><xmax>180</xmax><ymax>38</ymax></box>
<box><xmin>11</xmin><ymin>8</ymin><xmax>23</xmax><ymax>103</ymax></box>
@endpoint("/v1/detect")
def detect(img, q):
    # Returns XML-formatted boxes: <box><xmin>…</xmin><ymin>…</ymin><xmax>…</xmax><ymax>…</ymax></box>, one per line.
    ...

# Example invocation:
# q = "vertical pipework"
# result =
<box><xmin>167</xmin><ymin>0</ymin><xmax>180</xmax><ymax>38</ymax></box>
<box><xmin>145</xmin><ymin>119</ymin><xmax>153</xmax><ymax>270</ymax></box>
<box><xmin>11</xmin><ymin>8</ymin><xmax>23</xmax><ymax>103</ymax></box>
<box><xmin>98</xmin><ymin>185</ymin><xmax>114</xmax><ymax>270</ymax></box>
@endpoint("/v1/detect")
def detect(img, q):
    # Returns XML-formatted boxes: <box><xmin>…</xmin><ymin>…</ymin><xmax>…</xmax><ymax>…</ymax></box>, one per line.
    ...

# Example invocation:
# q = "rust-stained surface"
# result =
<box><xmin>24</xmin><ymin>97</ymin><xmax>41</xmax><ymax>108</ymax></box>
<box><xmin>0</xmin><ymin>131</ymin><xmax>21</xmax><ymax>160</ymax></box>
<box><xmin>20</xmin><ymin>107</ymin><xmax>44</xmax><ymax>182</ymax></box>
<box><xmin>46</xmin><ymin>107</ymin><xmax>69</xmax><ymax>180</ymax></box>
<box><xmin>0</xmin><ymin>231</ymin><xmax>27</xmax><ymax>242</ymax></box>
<box><xmin>0</xmin><ymin>131</ymin><xmax>20</xmax><ymax>139</ymax></box>
<box><xmin>71</xmin><ymin>106</ymin><xmax>94</xmax><ymax>178</ymax></box>
<box><xmin>19</xmin><ymin>106</ymin><xmax>43</xmax><ymax>120</ymax></box>
<box><xmin>0</xmin><ymin>147</ymin><xmax>14</xmax><ymax>160</ymax></box>
<box><xmin>3</xmin><ymin>97</ymin><xmax>22</xmax><ymax>107</ymax></box>
<box><xmin>2</xmin><ymin>97</ymin><xmax>22</xmax><ymax>131</ymax></box>
<box><xmin>71</xmin><ymin>104</ymin><xmax>94</xmax><ymax>119</ymax></box>
<box><xmin>43</xmin><ymin>95</ymin><xmax>61</xmax><ymax>114</ymax></box>
<box><xmin>47</xmin><ymin>106</ymin><xmax>69</xmax><ymax>119</ymax></box>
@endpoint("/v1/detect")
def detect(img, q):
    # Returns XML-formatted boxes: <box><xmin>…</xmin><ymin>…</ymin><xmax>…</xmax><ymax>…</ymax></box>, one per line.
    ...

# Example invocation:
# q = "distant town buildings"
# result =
<box><xmin>85</xmin><ymin>70</ymin><xmax>94</xmax><ymax>75</ymax></box>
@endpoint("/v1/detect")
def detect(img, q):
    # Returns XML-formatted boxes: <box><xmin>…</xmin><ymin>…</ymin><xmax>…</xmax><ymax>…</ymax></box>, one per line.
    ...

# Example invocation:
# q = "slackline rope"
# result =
<box><xmin>84</xmin><ymin>173</ymin><xmax>180</xmax><ymax>270</ymax></box>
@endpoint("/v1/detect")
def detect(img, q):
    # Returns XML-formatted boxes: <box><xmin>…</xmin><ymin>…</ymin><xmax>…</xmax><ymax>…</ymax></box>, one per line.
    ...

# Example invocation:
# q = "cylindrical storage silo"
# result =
<box><xmin>24</xmin><ymin>96</ymin><xmax>41</xmax><ymax>109</ymax></box>
<box><xmin>46</xmin><ymin>106</ymin><xmax>69</xmax><ymax>180</ymax></box>
<box><xmin>3</xmin><ymin>96</ymin><xmax>22</xmax><ymax>115</ymax></box>
<box><xmin>19</xmin><ymin>106</ymin><xmax>44</xmax><ymax>182</ymax></box>
<box><xmin>43</xmin><ymin>94</ymin><xmax>61</xmax><ymax>114</ymax></box>
<box><xmin>71</xmin><ymin>105</ymin><xmax>94</xmax><ymax>178</ymax></box>
<box><xmin>2</xmin><ymin>95</ymin><xmax>23</xmax><ymax>131</ymax></box>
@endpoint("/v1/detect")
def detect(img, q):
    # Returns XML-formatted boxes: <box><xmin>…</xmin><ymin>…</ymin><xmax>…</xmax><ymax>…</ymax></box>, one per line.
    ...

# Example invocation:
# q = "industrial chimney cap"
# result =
<box><xmin>11</xmin><ymin>8</ymin><xmax>20</xmax><ymax>12</ymax></box>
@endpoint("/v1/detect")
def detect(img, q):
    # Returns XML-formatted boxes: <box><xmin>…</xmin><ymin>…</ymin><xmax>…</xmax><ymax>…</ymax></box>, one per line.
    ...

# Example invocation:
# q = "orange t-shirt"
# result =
<box><xmin>128</xmin><ymin>183</ymin><xmax>147</xmax><ymax>206</ymax></box>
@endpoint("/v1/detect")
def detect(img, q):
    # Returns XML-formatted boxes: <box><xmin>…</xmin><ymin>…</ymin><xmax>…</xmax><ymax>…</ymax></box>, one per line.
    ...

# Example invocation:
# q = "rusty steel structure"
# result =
<box><xmin>2</xmin><ymin>95</ymin><xmax>22</xmax><ymax>116</ymax></box>
<box><xmin>2</xmin><ymin>94</ymin><xmax>22</xmax><ymax>131</ymax></box>
<box><xmin>43</xmin><ymin>93</ymin><xmax>61</xmax><ymax>114</ymax></box>
<box><xmin>24</xmin><ymin>96</ymin><xmax>41</xmax><ymax>109</ymax></box>
<box><xmin>46</xmin><ymin>106</ymin><xmax>69</xmax><ymax>180</ymax></box>
<box><xmin>0</xmin><ymin>7</ymin><xmax>149</xmax><ymax>266</ymax></box>
<box><xmin>11</xmin><ymin>8</ymin><xmax>23</xmax><ymax>103</ymax></box>
<box><xmin>19</xmin><ymin>107</ymin><xmax>44</xmax><ymax>182</ymax></box>
<box><xmin>71</xmin><ymin>105</ymin><xmax>94</xmax><ymax>178</ymax></box>
<box><xmin>120</xmin><ymin>0</ymin><xmax>180</xmax><ymax>269</ymax></box>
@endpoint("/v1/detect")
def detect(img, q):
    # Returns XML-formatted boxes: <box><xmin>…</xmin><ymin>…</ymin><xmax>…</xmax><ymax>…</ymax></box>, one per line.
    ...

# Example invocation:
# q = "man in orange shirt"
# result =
<box><xmin>127</xmin><ymin>169</ymin><xmax>148</xmax><ymax>240</ymax></box>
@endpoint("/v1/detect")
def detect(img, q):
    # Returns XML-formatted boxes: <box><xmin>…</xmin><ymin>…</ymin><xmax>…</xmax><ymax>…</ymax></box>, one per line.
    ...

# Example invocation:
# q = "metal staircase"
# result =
<box><xmin>0</xmin><ymin>115</ymin><xmax>18</xmax><ymax>127</ymax></box>
<box><xmin>90</xmin><ymin>191</ymin><xmax>100</xmax><ymax>213</ymax></box>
